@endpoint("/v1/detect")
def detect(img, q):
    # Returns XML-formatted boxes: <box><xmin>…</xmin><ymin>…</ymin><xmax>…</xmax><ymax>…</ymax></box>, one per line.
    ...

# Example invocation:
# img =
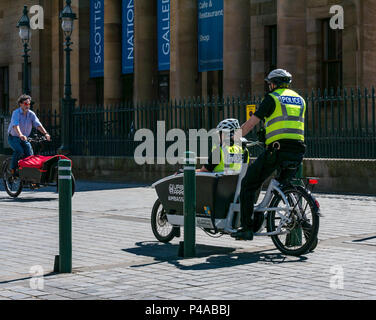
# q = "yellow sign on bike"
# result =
<box><xmin>246</xmin><ymin>105</ymin><xmax>256</xmax><ymax>120</ymax></box>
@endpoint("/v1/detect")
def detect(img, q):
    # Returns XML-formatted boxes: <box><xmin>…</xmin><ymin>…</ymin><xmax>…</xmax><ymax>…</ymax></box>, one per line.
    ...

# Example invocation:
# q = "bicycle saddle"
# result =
<box><xmin>279</xmin><ymin>160</ymin><xmax>300</xmax><ymax>170</ymax></box>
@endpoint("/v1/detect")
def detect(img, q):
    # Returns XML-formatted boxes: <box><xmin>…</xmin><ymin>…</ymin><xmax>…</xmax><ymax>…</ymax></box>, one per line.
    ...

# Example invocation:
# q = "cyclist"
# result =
<box><xmin>197</xmin><ymin>118</ymin><xmax>249</xmax><ymax>173</ymax></box>
<box><xmin>232</xmin><ymin>69</ymin><xmax>306</xmax><ymax>240</ymax></box>
<box><xmin>7</xmin><ymin>94</ymin><xmax>51</xmax><ymax>175</ymax></box>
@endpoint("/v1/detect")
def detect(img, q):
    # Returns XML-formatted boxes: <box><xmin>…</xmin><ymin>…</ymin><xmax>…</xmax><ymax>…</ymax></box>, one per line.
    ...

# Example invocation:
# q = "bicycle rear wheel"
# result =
<box><xmin>267</xmin><ymin>187</ymin><xmax>319</xmax><ymax>256</ymax></box>
<box><xmin>2</xmin><ymin>159</ymin><xmax>23</xmax><ymax>198</ymax></box>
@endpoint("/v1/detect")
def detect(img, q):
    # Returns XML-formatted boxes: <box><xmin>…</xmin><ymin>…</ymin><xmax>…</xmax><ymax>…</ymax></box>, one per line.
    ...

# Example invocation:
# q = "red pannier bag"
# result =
<box><xmin>18</xmin><ymin>155</ymin><xmax>72</xmax><ymax>183</ymax></box>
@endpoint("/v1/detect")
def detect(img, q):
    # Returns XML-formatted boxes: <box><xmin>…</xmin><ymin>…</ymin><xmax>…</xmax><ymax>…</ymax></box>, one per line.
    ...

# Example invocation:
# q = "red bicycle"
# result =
<box><xmin>2</xmin><ymin>135</ymin><xmax>75</xmax><ymax>198</ymax></box>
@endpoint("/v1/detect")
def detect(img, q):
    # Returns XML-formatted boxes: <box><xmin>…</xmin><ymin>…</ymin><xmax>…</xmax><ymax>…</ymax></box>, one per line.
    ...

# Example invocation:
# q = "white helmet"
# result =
<box><xmin>265</xmin><ymin>69</ymin><xmax>292</xmax><ymax>86</ymax></box>
<box><xmin>216</xmin><ymin>118</ymin><xmax>240</xmax><ymax>132</ymax></box>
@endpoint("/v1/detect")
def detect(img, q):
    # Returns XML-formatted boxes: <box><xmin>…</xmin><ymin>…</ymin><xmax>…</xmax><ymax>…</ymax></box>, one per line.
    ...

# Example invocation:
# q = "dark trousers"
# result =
<box><xmin>239</xmin><ymin>148</ymin><xmax>304</xmax><ymax>230</ymax></box>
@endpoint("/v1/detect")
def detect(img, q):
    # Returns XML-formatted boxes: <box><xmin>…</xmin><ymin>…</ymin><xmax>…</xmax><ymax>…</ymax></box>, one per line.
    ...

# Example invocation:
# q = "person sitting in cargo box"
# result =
<box><xmin>197</xmin><ymin>118</ymin><xmax>249</xmax><ymax>173</ymax></box>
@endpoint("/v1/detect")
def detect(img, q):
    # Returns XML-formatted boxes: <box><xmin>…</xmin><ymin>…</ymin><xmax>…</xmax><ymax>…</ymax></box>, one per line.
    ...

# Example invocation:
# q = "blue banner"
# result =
<box><xmin>90</xmin><ymin>0</ymin><xmax>104</xmax><ymax>78</ymax></box>
<box><xmin>157</xmin><ymin>0</ymin><xmax>170</xmax><ymax>71</ymax></box>
<box><xmin>198</xmin><ymin>0</ymin><xmax>223</xmax><ymax>72</ymax></box>
<box><xmin>122</xmin><ymin>0</ymin><xmax>134</xmax><ymax>74</ymax></box>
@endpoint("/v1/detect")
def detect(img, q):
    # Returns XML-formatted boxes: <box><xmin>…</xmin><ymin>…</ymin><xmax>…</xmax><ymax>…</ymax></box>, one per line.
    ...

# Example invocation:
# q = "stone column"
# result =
<box><xmin>223</xmin><ymin>0</ymin><xmax>250</xmax><ymax>97</ymax></box>
<box><xmin>104</xmin><ymin>0</ymin><xmax>122</xmax><ymax>105</ymax></box>
<box><xmin>170</xmin><ymin>0</ymin><xmax>198</xmax><ymax>101</ymax></box>
<box><xmin>277</xmin><ymin>0</ymin><xmax>307</xmax><ymax>91</ymax></box>
<box><xmin>250</xmin><ymin>0</ymin><xmax>277</xmax><ymax>95</ymax></box>
<box><xmin>78</xmin><ymin>0</ymin><xmax>98</xmax><ymax>105</ymax></box>
<box><xmin>134</xmin><ymin>0</ymin><xmax>157</xmax><ymax>103</ymax></box>
<box><xmin>360</xmin><ymin>0</ymin><xmax>376</xmax><ymax>88</ymax></box>
<box><xmin>51</xmin><ymin>0</ymin><xmax>64</xmax><ymax>114</ymax></box>
<box><xmin>38</xmin><ymin>0</ymin><xmax>52</xmax><ymax>112</ymax></box>
<box><xmin>342</xmin><ymin>0</ymin><xmax>359</xmax><ymax>88</ymax></box>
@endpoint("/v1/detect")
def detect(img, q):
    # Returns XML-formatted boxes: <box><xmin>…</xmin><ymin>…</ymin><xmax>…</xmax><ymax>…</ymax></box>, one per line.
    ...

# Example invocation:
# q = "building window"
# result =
<box><xmin>207</xmin><ymin>70</ymin><xmax>223</xmax><ymax>98</ymax></box>
<box><xmin>95</xmin><ymin>77</ymin><xmax>104</xmax><ymax>105</ymax></box>
<box><xmin>158</xmin><ymin>73</ymin><xmax>169</xmax><ymax>102</ymax></box>
<box><xmin>0</xmin><ymin>66</ymin><xmax>9</xmax><ymax>114</ymax></box>
<box><xmin>321</xmin><ymin>19</ymin><xmax>342</xmax><ymax>90</ymax></box>
<box><xmin>122</xmin><ymin>74</ymin><xmax>134</xmax><ymax>102</ymax></box>
<box><xmin>265</xmin><ymin>25</ymin><xmax>277</xmax><ymax>92</ymax></box>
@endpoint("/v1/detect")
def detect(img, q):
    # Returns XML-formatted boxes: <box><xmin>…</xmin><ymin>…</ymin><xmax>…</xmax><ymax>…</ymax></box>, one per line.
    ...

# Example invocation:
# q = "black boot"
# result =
<box><xmin>231</xmin><ymin>228</ymin><xmax>253</xmax><ymax>240</ymax></box>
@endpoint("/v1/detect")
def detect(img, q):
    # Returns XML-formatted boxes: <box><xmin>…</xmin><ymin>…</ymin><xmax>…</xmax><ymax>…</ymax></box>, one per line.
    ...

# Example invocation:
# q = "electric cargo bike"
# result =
<box><xmin>151</xmin><ymin>140</ymin><xmax>320</xmax><ymax>256</ymax></box>
<box><xmin>2</xmin><ymin>135</ymin><xmax>75</xmax><ymax>198</ymax></box>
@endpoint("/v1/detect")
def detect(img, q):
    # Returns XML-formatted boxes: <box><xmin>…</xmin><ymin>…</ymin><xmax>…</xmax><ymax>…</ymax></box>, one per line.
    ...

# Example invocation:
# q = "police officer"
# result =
<box><xmin>232</xmin><ymin>69</ymin><xmax>306</xmax><ymax>240</ymax></box>
<box><xmin>197</xmin><ymin>118</ymin><xmax>249</xmax><ymax>173</ymax></box>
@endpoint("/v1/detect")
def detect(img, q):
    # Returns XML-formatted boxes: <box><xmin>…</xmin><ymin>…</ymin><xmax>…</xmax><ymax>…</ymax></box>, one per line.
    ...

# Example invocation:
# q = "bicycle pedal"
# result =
<box><xmin>235</xmin><ymin>237</ymin><xmax>251</xmax><ymax>241</ymax></box>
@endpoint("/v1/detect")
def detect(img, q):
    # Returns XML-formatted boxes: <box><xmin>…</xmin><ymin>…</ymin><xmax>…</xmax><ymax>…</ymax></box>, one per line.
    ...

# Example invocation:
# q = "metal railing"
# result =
<box><xmin>35</xmin><ymin>109</ymin><xmax>62</xmax><ymax>155</ymax></box>
<box><xmin>304</xmin><ymin>88</ymin><xmax>376</xmax><ymax>158</ymax></box>
<box><xmin>69</xmin><ymin>88</ymin><xmax>376</xmax><ymax>159</ymax></box>
<box><xmin>0</xmin><ymin>114</ymin><xmax>9</xmax><ymax>155</ymax></box>
<box><xmin>1</xmin><ymin>87</ymin><xmax>376</xmax><ymax>159</ymax></box>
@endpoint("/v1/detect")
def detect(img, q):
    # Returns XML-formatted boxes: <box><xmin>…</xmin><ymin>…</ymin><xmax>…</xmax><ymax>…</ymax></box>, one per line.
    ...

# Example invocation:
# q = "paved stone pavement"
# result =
<box><xmin>0</xmin><ymin>180</ymin><xmax>376</xmax><ymax>301</ymax></box>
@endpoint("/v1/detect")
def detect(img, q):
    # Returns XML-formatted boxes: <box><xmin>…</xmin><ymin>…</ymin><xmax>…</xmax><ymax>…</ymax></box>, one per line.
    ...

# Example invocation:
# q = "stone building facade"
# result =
<box><xmin>0</xmin><ymin>0</ymin><xmax>374</xmax><ymax>114</ymax></box>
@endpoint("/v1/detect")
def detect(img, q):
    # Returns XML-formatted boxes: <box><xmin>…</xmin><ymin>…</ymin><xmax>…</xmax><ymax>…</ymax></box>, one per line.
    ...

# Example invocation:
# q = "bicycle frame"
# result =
<box><xmin>213</xmin><ymin>141</ymin><xmax>292</xmax><ymax>236</ymax></box>
<box><xmin>220</xmin><ymin>163</ymin><xmax>292</xmax><ymax>236</ymax></box>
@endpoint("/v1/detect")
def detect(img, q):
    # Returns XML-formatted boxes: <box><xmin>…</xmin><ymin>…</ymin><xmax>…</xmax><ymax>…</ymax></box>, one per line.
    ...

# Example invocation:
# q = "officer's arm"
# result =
<box><xmin>241</xmin><ymin>115</ymin><xmax>261</xmax><ymax>137</ymax></box>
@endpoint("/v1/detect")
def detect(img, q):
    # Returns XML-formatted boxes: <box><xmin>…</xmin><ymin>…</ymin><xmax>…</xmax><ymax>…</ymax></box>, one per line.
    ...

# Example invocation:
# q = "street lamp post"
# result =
<box><xmin>17</xmin><ymin>5</ymin><xmax>31</xmax><ymax>96</ymax></box>
<box><xmin>58</xmin><ymin>0</ymin><xmax>77</xmax><ymax>154</ymax></box>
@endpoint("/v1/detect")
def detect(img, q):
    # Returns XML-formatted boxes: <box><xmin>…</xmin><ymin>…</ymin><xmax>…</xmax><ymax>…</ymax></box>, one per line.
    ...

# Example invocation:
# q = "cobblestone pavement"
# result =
<box><xmin>0</xmin><ymin>180</ymin><xmax>376</xmax><ymax>300</ymax></box>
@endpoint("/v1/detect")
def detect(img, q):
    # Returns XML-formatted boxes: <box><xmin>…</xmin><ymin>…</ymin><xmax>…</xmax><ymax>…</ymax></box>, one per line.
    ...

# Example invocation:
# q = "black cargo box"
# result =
<box><xmin>154</xmin><ymin>173</ymin><xmax>238</xmax><ymax>219</ymax></box>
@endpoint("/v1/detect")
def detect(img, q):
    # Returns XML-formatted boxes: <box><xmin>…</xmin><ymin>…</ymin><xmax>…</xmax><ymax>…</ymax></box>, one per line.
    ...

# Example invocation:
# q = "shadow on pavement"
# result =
<box><xmin>0</xmin><ymin>271</ymin><xmax>58</xmax><ymax>285</ymax></box>
<box><xmin>69</xmin><ymin>181</ymin><xmax>150</xmax><ymax>192</ymax></box>
<box><xmin>0</xmin><ymin>180</ymin><xmax>150</xmax><ymax>195</ymax></box>
<box><xmin>123</xmin><ymin>241</ymin><xmax>308</xmax><ymax>270</ymax></box>
<box><xmin>0</xmin><ymin>196</ymin><xmax>56</xmax><ymax>202</ymax></box>
<box><xmin>352</xmin><ymin>235</ymin><xmax>376</xmax><ymax>242</ymax></box>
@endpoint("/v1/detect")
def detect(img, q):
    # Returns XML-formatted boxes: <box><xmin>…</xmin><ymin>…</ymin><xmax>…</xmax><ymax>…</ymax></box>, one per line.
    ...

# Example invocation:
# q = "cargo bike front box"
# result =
<box><xmin>153</xmin><ymin>172</ymin><xmax>239</xmax><ymax>229</ymax></box>
<box><xmin>18</xmin><ymin>155</ymin><xmax>71</xmax><ymax>184</ymax></box>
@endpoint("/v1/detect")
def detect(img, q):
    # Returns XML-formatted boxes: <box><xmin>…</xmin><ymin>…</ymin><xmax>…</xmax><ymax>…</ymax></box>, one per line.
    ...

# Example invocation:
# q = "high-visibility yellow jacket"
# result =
<box><xmin>265</xmin><ymin>88</ymin><xmax>306</xmax><ymax>146</ymax></box>
<box><xmin>212</xmin><ymin>144</ymin><xmax>249</xmax><ymax>173</ymax></box>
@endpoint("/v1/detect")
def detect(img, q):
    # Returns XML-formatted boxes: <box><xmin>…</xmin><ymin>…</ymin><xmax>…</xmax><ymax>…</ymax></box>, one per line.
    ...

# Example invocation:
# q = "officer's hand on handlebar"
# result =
<box><xmin>174</xmin><ymin>168</ymin><xmax>184</xmax><ymax>175</ymax></box>
<box><xmin>20</xmin><ymin>135</ymin><xmax>27</xmax><ymax>141</ymax></box>
<box><xmin>245</xmin><ymin>140</ymin><xmax>264</xmax><ymax>148</ymax></box>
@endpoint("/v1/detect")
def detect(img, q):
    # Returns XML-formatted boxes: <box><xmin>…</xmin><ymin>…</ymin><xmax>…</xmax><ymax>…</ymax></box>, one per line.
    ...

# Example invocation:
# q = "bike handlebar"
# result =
<box><xmin>27</xmin><ymin>135</ymin><xmax>50</xmax><ymax>143</ymax></box>
<box><xmin>245</xmin><ymin>141</ymin><xmax>263</xmax><ymax>148</ymax></box>
<box><xmin>241</xmin><ymin>138</ymin><xmax>264</xmax><ymax>148</ymax></box>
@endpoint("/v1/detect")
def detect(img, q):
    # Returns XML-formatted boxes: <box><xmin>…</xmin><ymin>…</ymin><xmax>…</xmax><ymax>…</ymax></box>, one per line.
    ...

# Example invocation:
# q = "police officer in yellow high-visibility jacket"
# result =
<box><xmin>232</xmin><ymin>69</ymin><xmax>306</xmax><ymax>241</ymax></box>
<box><xmin>197</xmin><ymin>118</ymin><xmax>249</xmax><ymax>173</ymax></box>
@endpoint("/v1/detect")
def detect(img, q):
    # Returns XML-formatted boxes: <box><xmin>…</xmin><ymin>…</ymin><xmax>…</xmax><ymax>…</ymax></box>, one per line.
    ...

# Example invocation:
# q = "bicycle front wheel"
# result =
<box><xmin>267</xmin><ymin>187</ymin><xmax>319</xmax><ymax>256</ymax></box>
<box><xmin>2</xmin><ymin>158</ymin><xmax>23</xmax><ymax>198</ymax></box>
<box><xmin>151</xmin><ymin>199</ymin><xmax>177</xmax><ymax>243</ymax></box>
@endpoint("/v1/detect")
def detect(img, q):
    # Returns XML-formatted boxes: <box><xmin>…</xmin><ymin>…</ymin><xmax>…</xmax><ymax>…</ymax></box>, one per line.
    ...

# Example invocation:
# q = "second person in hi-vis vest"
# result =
<box><xmin>197</xmin><ymin>118</ymin><xmax>249</xmax><ymax>173</ymax></box>
<box><xmin>232</xmin><ymin>69</ymin><xmax>306</xmax><ymax>241</ymax></box>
